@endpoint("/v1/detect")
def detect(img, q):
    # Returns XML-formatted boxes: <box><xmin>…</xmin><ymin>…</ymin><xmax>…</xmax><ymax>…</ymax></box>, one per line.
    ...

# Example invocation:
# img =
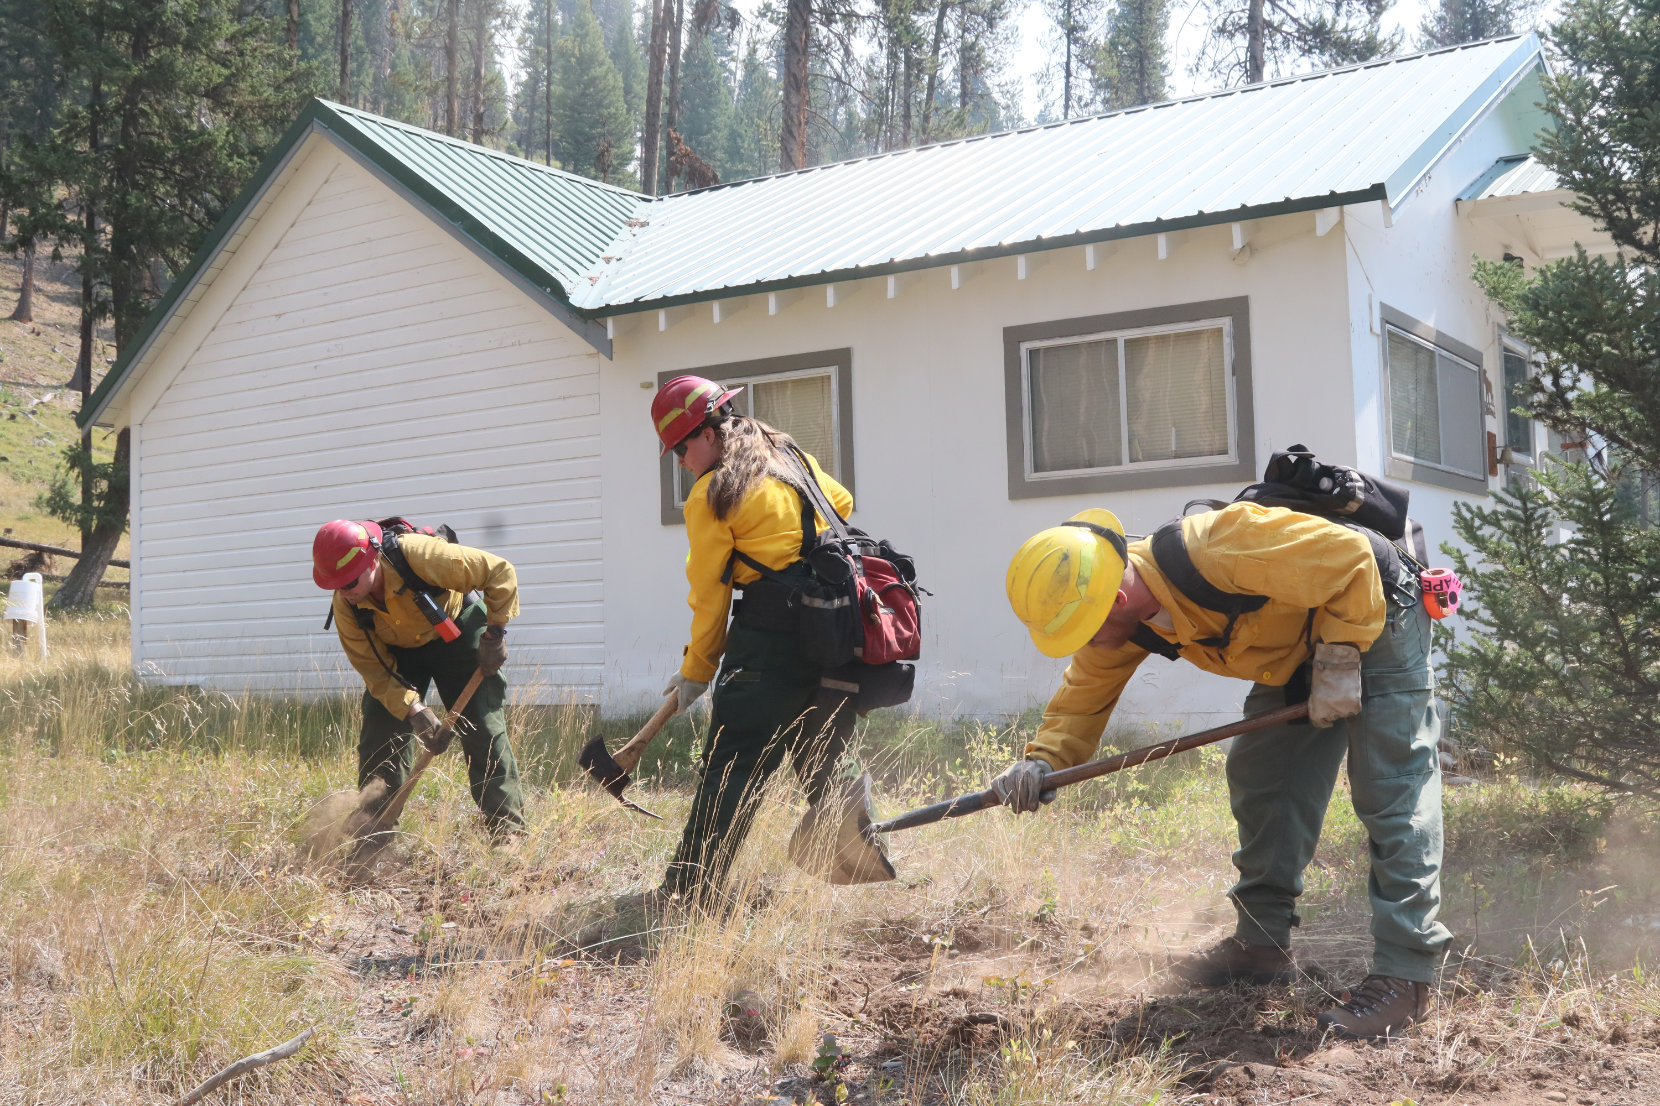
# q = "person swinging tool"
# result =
<box><xmin>997</xmin><ymin>503</ymin><xmax>1451</xmax><ymax>1040</ymax></box>
<box><xmin>649</xmin><ymin>374</ymin><xmax>874</xmax><ymax>907</ymax></box>
<box><xmin>312</xmin><ymin>519</ymin><xmax>527</xmax><ymax>844</ymax></box>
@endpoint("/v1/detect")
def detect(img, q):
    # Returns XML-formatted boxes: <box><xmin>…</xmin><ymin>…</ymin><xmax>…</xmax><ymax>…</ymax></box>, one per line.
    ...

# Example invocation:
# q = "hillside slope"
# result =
<box><xmin>0</xmin><ymin>249</ymin><xmax>129</xmax><ymax>583</ymax></box>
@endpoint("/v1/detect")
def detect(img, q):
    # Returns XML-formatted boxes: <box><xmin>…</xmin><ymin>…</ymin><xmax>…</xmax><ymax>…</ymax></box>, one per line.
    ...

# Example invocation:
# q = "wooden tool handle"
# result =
<box><xmin>871</xmin><ymin>702</ymin><xmax>1310</xmax><ymax>835</ymax></box>
<box><xmin>361</xmin><ymin>668</ymin><xmax>487</xmax><ymax>838</ymax></box>
<box><xmin>612</xmin><ymin>695</ymin><xmax>680</xmax><ymax>775</ymax></box>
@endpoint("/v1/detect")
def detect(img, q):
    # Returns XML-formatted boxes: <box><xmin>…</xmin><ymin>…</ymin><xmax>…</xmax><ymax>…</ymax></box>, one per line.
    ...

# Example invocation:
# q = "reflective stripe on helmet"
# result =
<box><xmin>1039</xmin><ymin>540</ymin><xmax>1094</xmax><ymax>636</ymax></box>
<box><xmin>655</xmin><ymin>381</ymin><xmax>720</xmax><ymax>433</ymax></box>
<box><xmin>335</xmin><ymin>545</ymin><xmax>366</xmax><ymax>571</ymax></box>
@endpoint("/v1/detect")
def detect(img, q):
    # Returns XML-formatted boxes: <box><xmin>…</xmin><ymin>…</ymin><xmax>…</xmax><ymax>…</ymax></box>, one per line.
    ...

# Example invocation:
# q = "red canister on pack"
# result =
<box><xmin>1420</xmin><ymin>567</ymin><xmax>1462</xmax><ymax>620</ymax></box>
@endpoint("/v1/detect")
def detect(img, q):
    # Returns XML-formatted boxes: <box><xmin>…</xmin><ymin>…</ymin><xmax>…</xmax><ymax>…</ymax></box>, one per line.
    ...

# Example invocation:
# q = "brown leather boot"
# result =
<box><xmin>1171</xmin><ymin>936</ymin><xmax>1294</xmax><ymax>987</ymax></box>
<box><xmin>1316</xmin><ymin>975</ymin><xmax>1430</xmax><ymax>1039</ymax></box>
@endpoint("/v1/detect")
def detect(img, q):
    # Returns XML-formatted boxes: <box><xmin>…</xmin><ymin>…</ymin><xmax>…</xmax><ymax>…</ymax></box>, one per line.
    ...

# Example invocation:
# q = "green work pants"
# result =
<box><xmin>1226</xmin><ymin>599</ymin><xmax>1452</xmax><ymax>983</ymax></box>
<box><xmin>661</xmin><ymin>620</ymin><xmax>859</xmax><ymax>902</ymax></box>
<box><xmin>357</xmin><ymin>600</ymin><xmax>525</xmax><ymax>832</ymax></box>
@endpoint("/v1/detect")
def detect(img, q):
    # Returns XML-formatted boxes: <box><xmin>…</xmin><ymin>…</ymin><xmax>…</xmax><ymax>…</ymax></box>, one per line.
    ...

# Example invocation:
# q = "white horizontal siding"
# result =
<box><xmin>135</xmin><ymin>157</ymin><xmax>607</xmax><ymax>700</ymax></box>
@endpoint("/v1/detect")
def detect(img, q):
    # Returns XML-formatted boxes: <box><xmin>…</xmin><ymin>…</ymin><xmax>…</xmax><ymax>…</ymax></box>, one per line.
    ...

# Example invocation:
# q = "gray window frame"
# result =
<box><xmin>1002</xmin><ymin>297</ymin><xmax>1255</xmax><ymax>499</ymax></box>
<box><xmin>1379</xmin><ymin>304</ymin><xmax>1488</xmax><ymax>495</ymax></box>
<box><xmin>659</xmin><ymin>348</ymin><xmax>855</xmax><ymax>526</ymax></box>
<box><xmin>1499</xmin><ymin>333</ymin><xmax>1536</xmax><ymax>463</ymax></box>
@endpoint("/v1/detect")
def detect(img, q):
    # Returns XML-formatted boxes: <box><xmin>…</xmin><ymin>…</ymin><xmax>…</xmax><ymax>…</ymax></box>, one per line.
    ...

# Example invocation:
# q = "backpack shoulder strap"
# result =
<box><xmin>1145</xmin><ymin>518</ymin><xmax>1268</xmax><ymax>652</ymax></box>
<box><xmin>1130</xmin><ymin>624</ymin><xmax>1182</xmax><ymax>661</ymax></box>
<box><xmin>784</xmin><ymin>444</ymin><xmax>852</xmax><ymax>541</ymax></box>
<box><xmin>380</xmin><ymin>532</ymin><xmax>443</xmax><ymax>596</ymax></box>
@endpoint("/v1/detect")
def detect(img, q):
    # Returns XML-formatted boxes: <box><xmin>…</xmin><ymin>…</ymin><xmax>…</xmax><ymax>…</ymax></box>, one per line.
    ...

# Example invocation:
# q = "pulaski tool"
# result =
<box><xmin>302</xmin><ymin>668</ymin><xmax>487</xmax><ymax>862</ymax></box>
<box><xmin>577</xmin><ymin>695</ymin><xmax>680</xmax><ymax>819</ymax></box>
<box><xmin>356</xmin><ymin>667</ymin><xmax>487</xmax><ymax>840</ymax></box>
<box><xmin>798</xmin><ymin>702</ymin><xmax>1310</xmax><ymax>884</ymax></box>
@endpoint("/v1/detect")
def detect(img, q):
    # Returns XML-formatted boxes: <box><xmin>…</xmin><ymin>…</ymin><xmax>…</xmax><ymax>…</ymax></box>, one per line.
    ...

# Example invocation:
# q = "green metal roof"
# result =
<box><xmin>582</xmin><ymin>35</ymin><xmax>1545</xmax><ymax>310</ymax></box>
<box><xmin>1458</xmin><ymin>153</ymin><xmax>1561</xmax><ymax>201</ymax></box>
<box><xmin>87</xmin><ymin>36</ymin><xmax>1547</xmax><ymax>427</ymax></box>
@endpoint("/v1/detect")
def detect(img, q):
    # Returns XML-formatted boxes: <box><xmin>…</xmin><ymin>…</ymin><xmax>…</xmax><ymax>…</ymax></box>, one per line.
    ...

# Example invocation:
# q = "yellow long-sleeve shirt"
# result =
<box><xmin>333</xmin><ymin>535</ymin><xmax>520</xmax><ymax>717</ymax></box>
<box><xmin>1025</xmin><ymin>503</ymin><xmax>1386</xmax><ymax>770</ymax></box>
<box><xmin>680</xmin><ymin>451</ymin><xmax>853</xmax><ymax>682</ymax></box>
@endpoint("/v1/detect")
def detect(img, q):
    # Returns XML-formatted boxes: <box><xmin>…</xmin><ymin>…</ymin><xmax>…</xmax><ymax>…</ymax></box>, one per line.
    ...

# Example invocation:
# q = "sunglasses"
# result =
<box><xmin>338</xmin><ymin>575</ymin><xmax>362</xmax><ymax>592</ymax></box>
<box><xmin>672</xmin><ymin>439</ymin><xmax>692</xmax><ymax>459</ymax></box>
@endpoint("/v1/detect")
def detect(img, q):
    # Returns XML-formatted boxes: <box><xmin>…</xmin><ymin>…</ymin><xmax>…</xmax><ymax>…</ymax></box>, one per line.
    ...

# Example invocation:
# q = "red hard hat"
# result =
<box><xmin>313</xmin><ymin>519</ymin><xmax>382</xmax><ymax>589</ymax></box>
<box><xmin>651</xmin><ymin>375</ymin><xmax>743</xmax><ymax>455</ymax></box>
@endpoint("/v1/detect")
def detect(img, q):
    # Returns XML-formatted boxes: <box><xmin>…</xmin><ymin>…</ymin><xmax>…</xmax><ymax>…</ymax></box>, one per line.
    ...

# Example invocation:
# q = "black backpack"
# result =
<box><xmin>1129</xmin><ymin>446</ymin><xmax>1425</xmax><ymax>664</ymax></box>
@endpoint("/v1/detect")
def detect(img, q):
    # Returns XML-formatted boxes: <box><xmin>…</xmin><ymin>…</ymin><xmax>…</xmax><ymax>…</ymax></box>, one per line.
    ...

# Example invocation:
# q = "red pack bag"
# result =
<box><xmin>724</xmin><ymin>448</ymin><xmax>922</xmax><ymax>669</ymax></box>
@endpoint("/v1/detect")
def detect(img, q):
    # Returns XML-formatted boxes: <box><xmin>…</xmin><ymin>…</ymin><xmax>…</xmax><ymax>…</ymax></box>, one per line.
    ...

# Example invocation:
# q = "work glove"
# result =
<box><xmin>989</xmin><ymin>758</ymin><xmax>1057</xmax><ymax>814</ymax></box>
<box><xmin>663</xmin><ymin>673</ymin><xmax>710</xmax><ymax>716</ymax></box>
<box><xmin>410</xmin><ymin>705</ymin><xmax>451</xmax><ymax>754</ymax></box>
<box><xmin>1308</xmin><ymin>642</ymin><xmax>1363</xmax><ymax>727</ymax></box>
<box><xmin>477</xmin><ymin>624</ymin><xmax>508</xmax><ymax>676</ymax></box>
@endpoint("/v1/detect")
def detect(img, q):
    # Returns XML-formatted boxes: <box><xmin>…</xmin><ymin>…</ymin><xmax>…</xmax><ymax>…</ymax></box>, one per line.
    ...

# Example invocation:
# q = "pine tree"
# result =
<box><xmin>554</xmin><ymin>0</ymin><xmax>629</xmax><ymax>180</ymax></box>
<box><xmin>1196</xmin><ymin>0</ymin><xmax>1398</xmax><ymax>85</ymax></box>
<box><xmin>38</xmin><ymin>0</ymin><xmax>319</xmax><ymax>608</ymax></box>
<box><xmin>725</xmin><ymin>40</ymin><xmax>777</xmax><ymax>181</ymax></box>
<box><xmin>1418</xmin><ymin>0</ymin><xmax>1537</xmax><ymax>49</ymax></box>
<box><xmin>673</xmin><ymin>24</ymin><xmax>733</xmax><ymax>186</ymax></box>
<box><xmin>1448</xmin><ymin>0</ymin><xmax>1660</xmax><ymax>795</ymax></box>
<box><xmin>1041</xmin><ymin>0</ymin><xmax>1106</xmax><ymax>118</ymax></box>
<box><xmin>1092</xmin><ymin>0</ymin><xmax>1168</xmax><ymax>109</ymax></box>
<box><xmin>512</xmin><ymin>0</ymin><xmax>559</xmax><ymax>162</ymax></box>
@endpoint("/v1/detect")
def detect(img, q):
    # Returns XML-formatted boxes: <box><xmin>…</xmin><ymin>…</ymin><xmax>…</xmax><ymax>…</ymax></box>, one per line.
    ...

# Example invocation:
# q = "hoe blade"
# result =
<box><xmin>788</xmin><ymin>773</ymin><xmax>896</xmax><ymax>885</ymax></box>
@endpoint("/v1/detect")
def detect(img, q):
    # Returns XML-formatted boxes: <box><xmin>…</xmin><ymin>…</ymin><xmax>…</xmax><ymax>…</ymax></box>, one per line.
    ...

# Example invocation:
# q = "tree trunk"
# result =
<box><xmin>339</xmin><ymin>0</ymin><xmax>352</xmax><ymax>102</ymax></box>
<box><xmin>376</xmin><ymin>0</ymin><xmax>400</xmax><ymax>110</ymax></box>
<box><xmin>958</xmin><ymin>5</ymin><xmax>970</xmax><ymax>111</ymax></box>
<box><xmin>47</xmin><ymin>428</ymin><xmax>129</xmax><ymax>612</ymax></box>
<box><xmin>1247</xmin><ymin>0</ymin><xmax>1264</xmax><ymax>83</ymax></box>
<box><xmin>663</xmin><ymin>0</ymin><xmax>685</xmax><ymax>190</ymax></box>
<box><xmin>901</xmin><ymin>42</ymin><xmax>914</xmax><ymax>147</ymax></box>
<box><xmin>544</xmin><ymin>0</ymin><xmax>555</xmax><ymax>165</ymax></box>
<box><xmin>445</xmin><ymin>0</ymin><xmax>460</xmax><ymax>135</ymax></box>
<box><xmin>779</xmin><ymin>0</ymin><xmax>810</xmax><ymax>171</ymax></box>
<box><xmin>470</xmin><ymin>0</ymin><xmax>489</xmax><ymax>143</ymax></box>
<box><xmin>1062</xmin><ymin>0</ymin><xmax>1073</xmax><ymax>117</ymax></box>
<box><xmin>288</xmin><ymin>0</ymin><xmax>299</xmax><ymax>52</ymax></box>
<box><xmin>920</xmin><ymin>0</ymin><xmax>949</xmax><ymax>141</ymax></box>
<box><xmin>641</xmin><ymin>0</ymin><xmax>669</xmax><ymax>192</ymax></box>
<box><xmin>8</xmin><ymin>241</ymin><xmax>34</xmax><ymax>322</ymax></box>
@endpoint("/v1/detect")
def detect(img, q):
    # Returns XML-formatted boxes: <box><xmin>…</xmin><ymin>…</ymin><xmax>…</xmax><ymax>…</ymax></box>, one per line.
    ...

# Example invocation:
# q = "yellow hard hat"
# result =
<box><xmin>1006</xmin><ymin>509</ymin><xmax>1129</xmax><ymax>657</ymax></box>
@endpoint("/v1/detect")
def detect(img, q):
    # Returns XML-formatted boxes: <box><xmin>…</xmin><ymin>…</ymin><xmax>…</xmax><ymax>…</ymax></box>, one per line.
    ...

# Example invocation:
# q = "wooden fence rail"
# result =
<box><xmin>0</xmin><ymin>535</ymin><xmax>129</xmax><ymax>570</ymax></box>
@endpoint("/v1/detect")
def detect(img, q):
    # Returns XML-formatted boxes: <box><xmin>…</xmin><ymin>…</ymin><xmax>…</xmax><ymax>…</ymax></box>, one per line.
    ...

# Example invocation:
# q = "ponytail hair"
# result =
<box><xmin>705</xmin><ymin>413</ymin><xmax>806</xmax><ymax>520</ymax></box>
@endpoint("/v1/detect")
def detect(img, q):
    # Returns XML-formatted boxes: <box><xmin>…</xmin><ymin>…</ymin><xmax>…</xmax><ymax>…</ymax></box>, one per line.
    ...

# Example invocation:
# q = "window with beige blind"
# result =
<box><xmin>1003</xmin><ymin>298</ymin><xmax>1256</xmax><ymax>498</ymax></box>
<box><xmin>1378</xmin><ymin>305</ymin><xmax>1486</xmax><ymax>494</ymax></box>
<box><xmin>659</xmin><ymin>350</ymin><xmax>854</xmax><ymax>525</ymax></box>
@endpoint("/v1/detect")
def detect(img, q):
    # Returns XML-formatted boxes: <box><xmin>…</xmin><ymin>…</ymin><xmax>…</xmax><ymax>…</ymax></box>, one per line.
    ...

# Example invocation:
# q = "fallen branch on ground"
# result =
<box><xmin>174</xmin><ymin>1026</ymin><xmax>314</xmax><ymax>1105</ymax></box>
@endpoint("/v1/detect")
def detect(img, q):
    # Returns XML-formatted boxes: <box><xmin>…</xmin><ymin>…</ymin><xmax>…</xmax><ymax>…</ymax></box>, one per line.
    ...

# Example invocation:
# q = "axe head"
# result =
<box><xmin>578</xmin><ymin>736</ymin><xmax>662</xmax><ymax>820</ymax></box>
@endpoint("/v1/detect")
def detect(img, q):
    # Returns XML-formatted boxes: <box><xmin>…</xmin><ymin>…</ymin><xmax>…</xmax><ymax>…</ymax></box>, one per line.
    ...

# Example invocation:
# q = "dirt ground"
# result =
<box><xmin>271</xmin><ymin>839</ymin><xmax>1660</xmax><ymax>1106</ymax></box>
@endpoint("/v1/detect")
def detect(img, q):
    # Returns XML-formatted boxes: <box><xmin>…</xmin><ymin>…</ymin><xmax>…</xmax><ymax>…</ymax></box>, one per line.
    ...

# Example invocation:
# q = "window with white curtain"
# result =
<box><xmin>1385</xmin><ymin>325</ymin><xmax>1483</xmax><ymax>479</ymax></box>
<box><xmin>660</xmin><ymin>350</ymin><xmax>853</xmax><ymax>524</ymax></box>
<box><xmin>1023</xmin><ymin>319</ymin><xmax>1235</xmax><ymax>477</ymax></box>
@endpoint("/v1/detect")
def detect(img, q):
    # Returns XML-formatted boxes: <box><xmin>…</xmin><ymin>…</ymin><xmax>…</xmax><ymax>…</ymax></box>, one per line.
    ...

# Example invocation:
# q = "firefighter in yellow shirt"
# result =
<box><xmin>312</xmin><ymin>520</ymin><xmax>525</xmax><ymax>837</ymax></box>
<box><xmin>998</xmin><ymin>503</ymin><xmax>1450</xmax><ymax>1039</ymax></box>
<box><xmin>650</xmin><ymin>374</ymin><xmax>868</xmax><ymax>905</ymax></box>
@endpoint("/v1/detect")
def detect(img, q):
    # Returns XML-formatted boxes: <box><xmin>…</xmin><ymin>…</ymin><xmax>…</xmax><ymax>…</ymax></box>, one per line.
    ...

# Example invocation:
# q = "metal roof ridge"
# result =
<box><xmin>320</xmin><ymin>99</ymin><xmax>650</xmax><ymax>201</ymax></box>
<box><xmin>658</xmin><ymin>34</ymin><xmax>1534</xmax><ymax>201</ymax></box>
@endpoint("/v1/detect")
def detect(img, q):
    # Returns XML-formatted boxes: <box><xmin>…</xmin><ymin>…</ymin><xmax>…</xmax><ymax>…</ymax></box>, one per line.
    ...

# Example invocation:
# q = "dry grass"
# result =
<box><xmin>0</xmin><ymin>620</ymin><xmax>1657</xmax><ymax>1105</ymax></box>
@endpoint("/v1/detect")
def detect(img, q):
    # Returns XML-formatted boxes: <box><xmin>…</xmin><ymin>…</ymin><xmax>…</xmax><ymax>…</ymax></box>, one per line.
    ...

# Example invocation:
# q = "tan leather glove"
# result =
<box><xmin>477</xmin><ymin>624</ymin><xmax>508</xmax><ymax>676</ymax></box>
<box><xmin>989</xmin><ymin>758</ymin><xmax>1056</xmax><ymax>814</ymax></box>
<box><xmin>410</xmin><ymin>704</ymin><xmax>450</xmax><ymax>754</ymax></box>
<box><xmin>1308</xmin><ymin>643</ymin><xmax>1363</xmax><ymax>727</ymax></box>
